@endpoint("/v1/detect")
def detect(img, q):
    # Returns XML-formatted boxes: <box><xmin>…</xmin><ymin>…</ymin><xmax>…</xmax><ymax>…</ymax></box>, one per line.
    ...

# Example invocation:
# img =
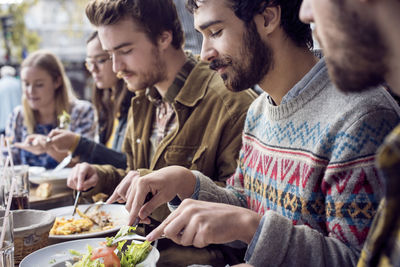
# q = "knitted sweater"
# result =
<box><xmin>194</xmin><ymin>60</ymin><xmax>400</xmax><ymax>267</ymax></box>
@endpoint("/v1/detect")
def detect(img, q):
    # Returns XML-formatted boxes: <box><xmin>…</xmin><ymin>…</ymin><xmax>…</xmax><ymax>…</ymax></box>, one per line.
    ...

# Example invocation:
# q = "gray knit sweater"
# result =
<box><xmin>192</xmin><ymin>59</ymin><xmax>400</xmax><ymax>267</ymax></box>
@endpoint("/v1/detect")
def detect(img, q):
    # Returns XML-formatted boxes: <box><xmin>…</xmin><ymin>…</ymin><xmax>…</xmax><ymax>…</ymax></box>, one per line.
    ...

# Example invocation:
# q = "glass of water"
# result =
<box><xmin>0</xmin><ymin>210</ymin><xmax>14</xmax><ymax>267</ymax></box>
<box><xmin>4</xmin><ymin>165</ymin><xmax>30</xmax><ymax>210</ymax></box>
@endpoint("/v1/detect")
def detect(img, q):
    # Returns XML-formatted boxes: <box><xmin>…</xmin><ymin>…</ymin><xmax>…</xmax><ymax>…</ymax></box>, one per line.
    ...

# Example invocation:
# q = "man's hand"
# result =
<box><xmin>67</xmin><ymin>163</ymin><xmax>99</xmax><ymax>191</ymax></box>
<box><xmin>147</xmin><ymin>199</ymin><xmax>262</xmax><ymax>247</ymax></box>
<box><xmin>107</xmin><ymin>170</ymin><xmax>140</xmax><ymax>204</ymax></box>
<box><xmin>47</xmin><ymin>129</ymin><xmax>79</xmax><ymax>153</ymax></box>
<box><xmin>123</xmin><ymin>166</ymin><xmax>197</xmax><ymax>226</ymax></box>
<box><xmin>14</xmin><ymin>134</ymin><xmax>48</xmax><ymax>155</ymax></box>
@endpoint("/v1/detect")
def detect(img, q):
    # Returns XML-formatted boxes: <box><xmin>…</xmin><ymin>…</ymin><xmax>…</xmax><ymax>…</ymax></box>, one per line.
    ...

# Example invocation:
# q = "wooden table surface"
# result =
<box><xmin>29</xmin><ymin>184</ymin><xmax>74</xmax><ymax>210</ymax></box>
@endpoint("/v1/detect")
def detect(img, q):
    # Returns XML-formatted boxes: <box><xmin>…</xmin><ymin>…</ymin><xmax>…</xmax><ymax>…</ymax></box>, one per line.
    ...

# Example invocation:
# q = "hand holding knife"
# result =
<box><xmin>131</xmin><ymin>192</ymin><xmax>153</xmax><ymax>227</ymax></box>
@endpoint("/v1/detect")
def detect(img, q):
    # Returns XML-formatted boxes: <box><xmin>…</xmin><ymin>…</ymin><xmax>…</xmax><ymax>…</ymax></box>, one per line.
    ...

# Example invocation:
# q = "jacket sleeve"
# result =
<box><xmin>88</xmin><ymin>110</ymin><xmax>135</xmax><ymax>197</ymax></box>
<box><xmin>211</xmin><ymin>89</ymin><xmax>257</xmax><ymax>185</ymax></box>
<box><xmin>73</xmin><ymin>136</ymin><xmax>127</xmax><ymax>169</ymax></box>
<box><xmin>214</xmin><ymin>110</ymin><xmax>248</xmax><ymax>185</ymax></box>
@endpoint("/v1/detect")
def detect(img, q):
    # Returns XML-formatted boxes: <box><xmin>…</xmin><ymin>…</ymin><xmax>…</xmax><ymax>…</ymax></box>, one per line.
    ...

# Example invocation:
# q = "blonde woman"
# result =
<box><xmin>6</xmin><ymin>50</ymin><xmax>97</xmax><ymax>169</ymax></box>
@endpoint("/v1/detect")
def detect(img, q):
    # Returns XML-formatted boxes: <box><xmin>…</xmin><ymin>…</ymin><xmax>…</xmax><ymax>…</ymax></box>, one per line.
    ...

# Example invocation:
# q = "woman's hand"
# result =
<box><xmin>47</xmin><ymin>129</ymin><xmax>79</xmax><ymax>153</ymax></box>
<box><xmin>14</xmin><ymin>134</ymin><xmax>48</xmax><ymax>155</ymax></box>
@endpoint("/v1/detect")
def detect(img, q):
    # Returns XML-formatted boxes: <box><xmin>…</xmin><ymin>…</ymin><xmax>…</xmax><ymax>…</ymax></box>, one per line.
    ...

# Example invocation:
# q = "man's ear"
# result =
<box><xmin>254</xmin><ymin>6</ymin><xmax>281</xmax><ymax>35</ymax></box>
<box><xmin>158</xmin><ymin>31</ymin><xmax>173</xmax><ymax>50</ymax></box>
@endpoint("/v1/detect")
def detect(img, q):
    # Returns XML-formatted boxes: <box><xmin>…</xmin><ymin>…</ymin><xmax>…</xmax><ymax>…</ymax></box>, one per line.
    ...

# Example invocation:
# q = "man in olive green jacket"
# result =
<box><xmin>68</xmin><ymin>0</ymin><xmax>256</xmax><ymax>265</ymax></box>
<box><xmin>85</xmin><ymin>59</ymin><xmax>255</xmax><ymax>222</ymax></box>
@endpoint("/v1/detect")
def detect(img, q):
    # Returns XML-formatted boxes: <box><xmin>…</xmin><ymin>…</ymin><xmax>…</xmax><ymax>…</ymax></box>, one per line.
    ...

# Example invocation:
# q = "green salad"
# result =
<box><xmin>66</xmin><ymin>226</ymin><xmax>152</xmax><ymax>267</ymax></box>
<box><xmin>58</xmin><ymin>110</ymin><xmax>71</xmax><ymax>129</ymax></box>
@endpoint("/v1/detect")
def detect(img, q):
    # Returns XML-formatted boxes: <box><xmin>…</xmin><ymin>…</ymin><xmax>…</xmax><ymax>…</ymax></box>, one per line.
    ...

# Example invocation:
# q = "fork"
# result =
<box><xmin>83</xmin><ymin>200</ymin><xmax>105</xmax><ymax>214</ymax></box>
<box><xmin>110</xmin><ymin>234</ymin><xmax>165</xmax><ymax>246</ymax></box>
<box><xmin>71</xmin><ymin>191</ymin><xmax>81</xmax><ymax>216</ymax></box>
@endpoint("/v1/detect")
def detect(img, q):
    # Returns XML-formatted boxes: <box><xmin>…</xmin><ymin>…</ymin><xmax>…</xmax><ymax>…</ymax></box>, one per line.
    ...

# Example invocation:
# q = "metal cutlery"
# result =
<box><xmin>110</xmin><ymin>233</ymin><xmax>165</xmax><ymax>246</ymax></box>
<box><xmin>131</xmin><ymin>192</ymin><xmax>153</xmax><ymax>227</ymax></box>
<box><xmin>51</xmin><ymin>259</ymin><xmax>77</xmax><ymax>267</ymax></box>
<box><xmin>71</xmin><ymin>191</ymin><xmax>81</xmax><ymax>216</ymax></box>
<box><xmin>52</xmin><ymin>153</ymin><xmax>72</xmax><ymax>173</ymax></box>
<box><xmin>83</xmin><ymin>200</ymin><xmax>105</xmax><ymax>214</ymax></box>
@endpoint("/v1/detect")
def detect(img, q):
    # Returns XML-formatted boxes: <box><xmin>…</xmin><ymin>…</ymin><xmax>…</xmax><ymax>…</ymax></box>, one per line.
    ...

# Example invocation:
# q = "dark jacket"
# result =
<box><xmin>72</xmin><ymin>99</ymin><xmax>132</xmax><ymax>169</ymax></box>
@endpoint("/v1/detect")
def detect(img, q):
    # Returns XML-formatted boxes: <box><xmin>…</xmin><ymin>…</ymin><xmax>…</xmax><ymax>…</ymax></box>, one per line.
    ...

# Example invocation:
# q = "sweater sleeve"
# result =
<box><xmin>192</xmin><ymin>128</ymin><xmax>251</xmax><ymax>207</ymax></box>
<box><xmin>195</xmin><ymin>168</ymin><xmax>248</xmax><ymax>208</ymax></box>
<box><xmin>246</xmin><ymin>211</ymin><xmax>359</xmax><ymax>267</ymax></box>
<box><xmin>246</xmin><ymin>109</ymin><xmax>399</xmax><ymax>267</ymax></box>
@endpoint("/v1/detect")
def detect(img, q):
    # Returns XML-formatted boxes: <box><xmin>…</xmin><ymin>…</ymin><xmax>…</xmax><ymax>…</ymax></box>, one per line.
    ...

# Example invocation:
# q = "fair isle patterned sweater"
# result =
<box><xmin>194</xmin><ymin>60</ymin><xmax>400</xmax><ymax>266</ymax></box>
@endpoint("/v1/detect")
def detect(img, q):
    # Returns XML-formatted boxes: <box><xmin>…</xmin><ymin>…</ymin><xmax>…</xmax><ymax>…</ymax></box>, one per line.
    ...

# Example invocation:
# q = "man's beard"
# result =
<box><xmin>324</xmin><ymin>4</ymin><xmax>387</xmax><ymax>93</ymax></box>
<box><xmin>210</xmin><ymin>21</ymin><xmax>273</xmax><ymax>92</ymax></box>
<box><xmin>123</xmin><ymin>48</ymin><xmax>167</xmax><ymax>91</ymax></box>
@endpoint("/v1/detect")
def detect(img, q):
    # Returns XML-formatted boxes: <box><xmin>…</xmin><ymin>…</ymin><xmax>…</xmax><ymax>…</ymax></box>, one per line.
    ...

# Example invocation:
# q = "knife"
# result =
<box><xmin>72</xmin><ymin>190</ymin><xmax>81</xmax><ymax>216</ymax></box>
<box><xmin>52</xmin><ymin>153</ymin><xmax>72</xmax><ymax>173</ymax></box>
<box><xmin>132</xmin><ymin>192</ymin><xmax>153</xmax><ymax>227</ymax></box>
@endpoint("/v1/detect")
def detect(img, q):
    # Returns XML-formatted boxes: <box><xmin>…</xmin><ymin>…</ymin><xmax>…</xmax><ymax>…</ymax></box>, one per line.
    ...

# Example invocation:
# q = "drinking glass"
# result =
<box><xmin>4</xmin><ymin>165</ymin><xmax>30</xmax><ymax>210</ymax></box>
<box><xmin>0</xmin><ymin>211</ymin><xmax>14</xmax><ymax>267</ymax></box>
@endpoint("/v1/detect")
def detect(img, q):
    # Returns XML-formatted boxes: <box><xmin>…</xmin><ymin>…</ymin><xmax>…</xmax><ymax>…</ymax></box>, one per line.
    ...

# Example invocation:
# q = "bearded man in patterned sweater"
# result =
<box><xmin>118</xmin><ymin>0</ymin><xmax>400</xmax><ymax>266</ymax></box>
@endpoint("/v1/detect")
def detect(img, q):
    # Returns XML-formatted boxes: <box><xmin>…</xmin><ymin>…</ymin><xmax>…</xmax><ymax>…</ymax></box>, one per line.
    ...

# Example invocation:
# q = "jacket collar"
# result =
<box><xmin>145</xmin><ymin>52</ymin><xmax>197</xmax><ymax>106</ymax></box>
<box><xmin>174</xmin><ymin>60</ymin><xmax>215</xmax><ymax>107</ymax></box>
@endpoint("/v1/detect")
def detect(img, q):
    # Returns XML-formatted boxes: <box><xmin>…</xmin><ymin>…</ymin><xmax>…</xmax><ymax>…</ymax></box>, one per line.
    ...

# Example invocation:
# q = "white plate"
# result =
<box><xmin>19</xmin><ymin>237</ymin><xmax>160</xmax><ymax>267</ymax></box>
<box><xmin>28</xmin><ymin>166</ymin><xmax>46</xmax><ymax>178</ymax></box>
<box><xmin>48</xmin><ymin>204</ymin><xmax>129</xmax><ymax>239</ymax></box>
<box><xmin>29</xmin><ymin>168</ymin><xmax>72</xmax><ymax>188</ymax></box>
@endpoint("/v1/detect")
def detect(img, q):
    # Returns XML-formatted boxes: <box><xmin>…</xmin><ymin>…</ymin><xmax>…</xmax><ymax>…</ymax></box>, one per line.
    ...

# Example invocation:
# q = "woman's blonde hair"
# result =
<box><xmin>21</xmin><ymin>50</ymin><xmax>76</xmax><ymax>133</ymax></box>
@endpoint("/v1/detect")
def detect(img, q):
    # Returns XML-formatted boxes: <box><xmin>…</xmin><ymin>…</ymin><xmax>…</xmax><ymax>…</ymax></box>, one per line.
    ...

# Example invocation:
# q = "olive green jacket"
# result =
<box><xmin>92</xmin><ymin>61</ymin><xmax>256</xmax><ymax>221</ymax></box>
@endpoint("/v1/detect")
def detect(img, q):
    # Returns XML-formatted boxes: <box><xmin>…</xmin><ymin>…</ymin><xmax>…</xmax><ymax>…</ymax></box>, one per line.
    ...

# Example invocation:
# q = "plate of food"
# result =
<box><xmin>29</xmin><ymin>167</ymin><xmax>72</xmax><ymax>187</ymax></box>
<box><xmin>48</xmin><ymin>204</ymin><xmax>129</xmax><ymax>239</ymax></box>
<box><xmin>28</xmin><ymin>166</ymin><xmax>46</xmax><ymax>177</ymax></box>
<box><xmin>19</xmin><ymin>232</ymin><xmax>160</xmax><ymax>267</ymax></box>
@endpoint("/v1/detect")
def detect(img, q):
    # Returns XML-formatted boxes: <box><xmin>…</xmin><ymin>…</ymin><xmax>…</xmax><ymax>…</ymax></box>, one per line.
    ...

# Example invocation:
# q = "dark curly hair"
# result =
<box><xmin>187</xmin><ymin>0</ymin><xmax>313</xmax><ymax>49</ymax></box>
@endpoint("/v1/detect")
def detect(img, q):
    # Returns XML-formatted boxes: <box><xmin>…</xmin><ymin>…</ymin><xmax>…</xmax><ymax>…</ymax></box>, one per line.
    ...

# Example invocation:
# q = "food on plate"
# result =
<box><xmin>92</xmin><ymin>193</ymin><xmax>109</xmax><ymax>203</ymax></box>
<box><xmin>50</xmin><ymin>215</ymin><xmax>93</xmax><ymax>235</ymax></box>
<box><xmin>58</xmin><ymin>110</ymin><xmax>71</xmax><ymax>129</ymax></box>
<box><xmin>67</xmin><ymin>226</ymin><xmax>152</xmax><ymax>267</ymax></box>
<box><xmin>35</xmin><ymin>182</ymin><xmax>52</xmax><ymax>198</ymax></box>
<box><xmin>50</xmin><ymin>206</ymin><xmax>114</xmax><ymax>235</ymax></box>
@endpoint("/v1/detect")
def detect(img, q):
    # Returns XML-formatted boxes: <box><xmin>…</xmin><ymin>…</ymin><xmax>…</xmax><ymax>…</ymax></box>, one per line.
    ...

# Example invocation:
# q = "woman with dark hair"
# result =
<box><xmin>86</xmin><ymin>31</ymin><xmax>132</xmax><ymax>149</ymax></box>
<box><xmin>44</xmin><ymin>32</ymin><xmax>134</xmax><ymax>168</ymax></box>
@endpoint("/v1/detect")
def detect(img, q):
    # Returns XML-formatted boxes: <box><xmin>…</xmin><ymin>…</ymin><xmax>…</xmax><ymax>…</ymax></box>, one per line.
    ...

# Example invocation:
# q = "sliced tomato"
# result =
<box><xmin>91</xmin><ymin>246</ymin><xmax>121</xmax><ymax>267</ymax></box>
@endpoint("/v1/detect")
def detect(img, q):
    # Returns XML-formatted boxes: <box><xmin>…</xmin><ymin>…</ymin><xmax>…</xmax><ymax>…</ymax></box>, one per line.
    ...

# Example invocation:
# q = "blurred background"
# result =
<box><xmin>0</xmin><ymin>0</ymin><xmax>319</xmax><ymax>102</ymax></box>
<box><xmin>0</xmin><ymin>0</ymin><xmax>93</xmax><ymax>99</ymax></box>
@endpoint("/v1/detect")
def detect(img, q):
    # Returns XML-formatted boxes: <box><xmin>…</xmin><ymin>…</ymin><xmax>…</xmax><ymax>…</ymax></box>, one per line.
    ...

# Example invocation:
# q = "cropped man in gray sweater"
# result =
<box><xmin>300</xmin><ymin>0</ymin><xmax>400</xmax><ymax>266</ymax></box>
<box><xmin>118</xmin><ymin>0</ymin><xmax>400</xmax><ymax>266</ymax></box>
